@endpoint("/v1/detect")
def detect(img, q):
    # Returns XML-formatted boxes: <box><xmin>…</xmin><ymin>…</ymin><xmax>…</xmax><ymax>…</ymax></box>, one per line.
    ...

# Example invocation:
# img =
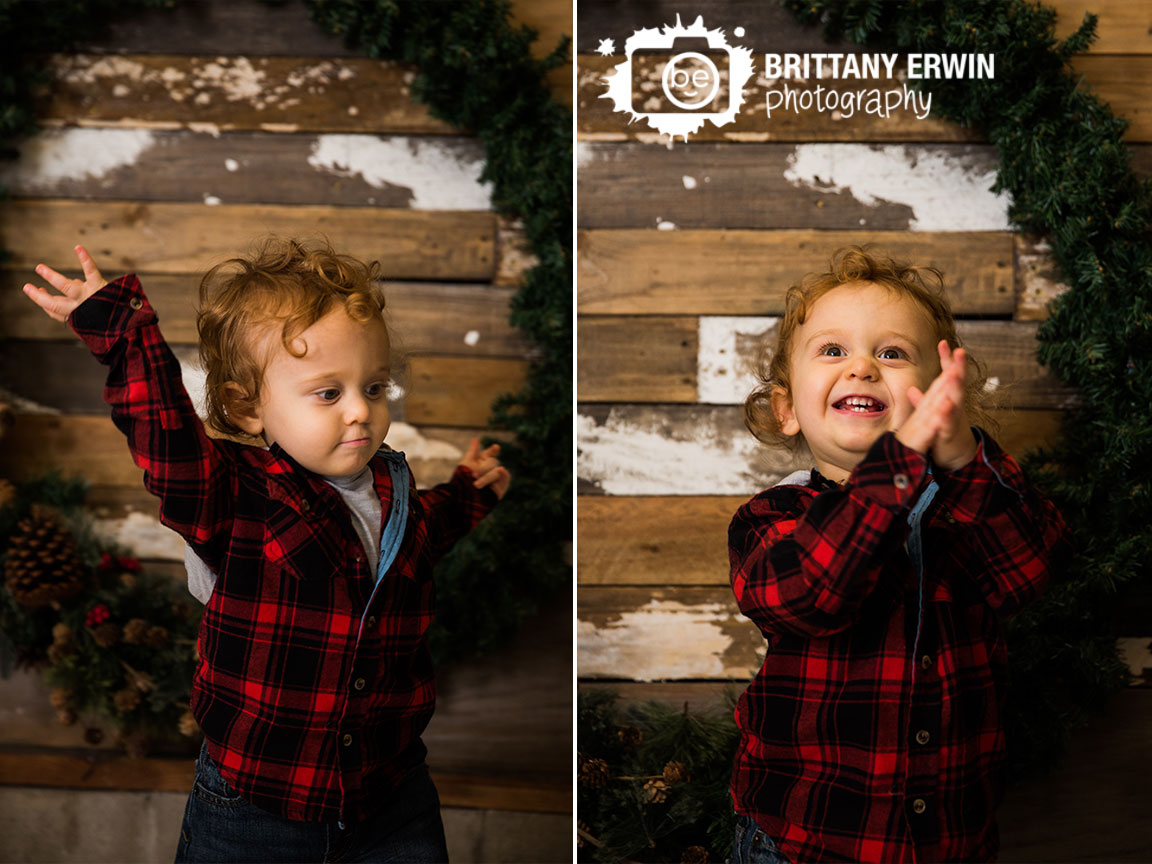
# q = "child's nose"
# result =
<box><xmin>344</xmin><ymin>393</ymin><xmax>370</xmax><ymax>422</ymax></box>
<box><xmin>845</xmin><ymin>354</ymin><xmax>878</xmax><ymax>380</ymax></box>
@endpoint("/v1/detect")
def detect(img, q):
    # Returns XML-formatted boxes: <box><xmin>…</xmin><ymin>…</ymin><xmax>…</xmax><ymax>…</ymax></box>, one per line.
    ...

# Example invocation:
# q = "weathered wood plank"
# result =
<box><xmin>72</xmin><ymin>0</ymin><xmax>572</xmax><ymax>105</ymax></box>
<box><xmin>0</xmin><ymin>129</ymin><xmax>491</xmax><ymax>211</ymax></box>
<box><xmin>405</xmin><ymin>356</ymin><xmax>526</xmax><ymax>428</ymax></box>
<box><xmin>38</xmin><ymin>54</ymin><xmax>453</xmax><ymax>135</ymax></box>
<box><xmin>577</xmin><ymin>404</ymin><xmax>1064</xmax><ymax>496</ymax></box>
<box><xmin>1015</xmin><ymin>235</ymin><xmax>1072</xmax><ymax>322</ymax></box>
<box><xmin>577</xmin><ymin>496</ymin><xmax>739</xmax><ymax>585</ymax></box>
<box><xmin>0</xmin><ymin>273</ymin><xmax>524</xmax><ymax>355</ymax></box>
<box><xmin>0</xmin><ymin>750</ymin><xmax>568</xmax><ymax>813</ymax></box>
<box><xmin>578</xmin><ymin>585</ymin><xmax>763</xmax><ymax>680</ymax></box>
<box><xmin>577</xmin><ymin>54</ymin><xmax>977</xmax><ymax>143</ymax></box>
<box><xmin>575</xmin><ymin>317</ymin><xmax>696</xmax><ymax>402</ymax></box>
<box><xmin>579</xmin><ymin>54</ymin><xmax>1152</xmax><ymax>142</ymax></box>
<box><xmin>577</xmin><ymin>317</ymin><xmax>1076</xmax><ymax>410</ymax></box>
<box><xmin>0</xmin><ymin>342</ymin><xmax>525</xmax><ymax>426</ymax></box>
<box><xmin>0</xmin><ymin>414</ymin><xmax>513</xmax><ymax>488</ymax></box>
<box><xmin>577</xmin><ymin>230</ymin><xmax>1015</xmax><ymax>315</ymax></box>
<box><xmin>0</xmin><ymin>200</ymin><xmax>495</xmax><ymax>282</ymax></box>
<box><xmin>578</xmin><ymin>0</ymin><xmax>1152</xmax><ymax>55</ymax></box>
<box><xmin>577</xmin><ymin>142</ymin><xmax>1007</xmax><ymax>231</ymax></box>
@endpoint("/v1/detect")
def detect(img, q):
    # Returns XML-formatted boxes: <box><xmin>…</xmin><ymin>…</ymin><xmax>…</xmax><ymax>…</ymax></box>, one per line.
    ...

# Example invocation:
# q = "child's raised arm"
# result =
<box><xmin>23</xmin><ymin>245</ymin><xmax>107</xmax><ymax>324</ymax></box>
<box><xmin>21</xmin><ymin>245</ymin><xmax>239</xmax><ymax>570</ymax></box>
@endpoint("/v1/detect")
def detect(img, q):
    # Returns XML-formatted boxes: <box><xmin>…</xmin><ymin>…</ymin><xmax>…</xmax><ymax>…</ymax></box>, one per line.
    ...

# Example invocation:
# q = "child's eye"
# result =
<box><xmin>317</xmin><ymin>388</ymin><xmax>340</xmax><ymax>402</ymax></box>
<box><xmin>365</xmin><ymin>382</ymin><xmax>385</xmax><ymax>398</ymax></box>
<box><xmin>879</xmin><ymin>347</ymin><xmax>906</xmax><ymax>360</ymax></box>
<box><xmin>818</xmin><ymin>342</ymin><xmax>845</xmax><ymax>357</ymax></box>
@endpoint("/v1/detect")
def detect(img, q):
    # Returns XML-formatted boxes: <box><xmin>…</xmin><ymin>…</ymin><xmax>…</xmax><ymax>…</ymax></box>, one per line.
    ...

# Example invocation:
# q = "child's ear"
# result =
<box><xmin>221</xmin><ymin>383</ymin><xmax>263</xmax><ymax>437</ymax></box>
<box><xmin>770</xmin><ymin>386</ymin><xmax>801</xmax><ymax>437</ymax></box>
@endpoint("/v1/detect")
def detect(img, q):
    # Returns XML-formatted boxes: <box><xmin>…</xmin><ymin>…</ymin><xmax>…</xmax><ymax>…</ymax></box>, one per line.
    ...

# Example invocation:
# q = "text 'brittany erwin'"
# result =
<box><xmin>764</xmin><ymin>53</ymin><xmax>996</xmax><ymax>80</ymax></box>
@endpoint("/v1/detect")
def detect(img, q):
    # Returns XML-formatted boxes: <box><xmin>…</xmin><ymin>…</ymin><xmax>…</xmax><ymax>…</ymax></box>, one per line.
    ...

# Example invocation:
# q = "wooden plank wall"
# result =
<box><xmin>576</xmin><ymin>3</ymin><xmax>1152</xmax><ymax>858</ymax></box>
<box><xmin>0</xmin><ymin>1</ymin><xmax>572</xmax><ymax>859</ymax></box>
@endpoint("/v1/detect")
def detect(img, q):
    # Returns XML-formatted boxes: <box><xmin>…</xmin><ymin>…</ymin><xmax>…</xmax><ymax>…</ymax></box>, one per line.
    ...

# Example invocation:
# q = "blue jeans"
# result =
<box><xmin>730</xmin><ymin>814</ymin><xmax>790</xmax><ymax>864</ymax></box>
<box><xmin>174</xmin><ymin>742</ymin><xmax>449</xmax><ymax>863</ymax></box>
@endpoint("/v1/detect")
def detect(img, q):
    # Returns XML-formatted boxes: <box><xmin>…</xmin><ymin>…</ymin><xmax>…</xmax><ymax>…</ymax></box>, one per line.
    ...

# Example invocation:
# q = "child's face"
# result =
<box><xmin>245</xmin><ymin>306</ymin><xmax>392</xmax><ymax>477</ymax></box>
<box><xmin>774</xmin><ymin>282</ymin><xmax>942</xmax><ymax>482</ymax></box>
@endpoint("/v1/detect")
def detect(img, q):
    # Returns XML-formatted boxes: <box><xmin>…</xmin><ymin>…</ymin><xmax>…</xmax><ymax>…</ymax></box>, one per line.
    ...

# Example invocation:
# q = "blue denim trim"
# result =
<box><xmin>731</xmin><ymin>813</ymin><xmax>790</xmax><ymax>864</ymax></box>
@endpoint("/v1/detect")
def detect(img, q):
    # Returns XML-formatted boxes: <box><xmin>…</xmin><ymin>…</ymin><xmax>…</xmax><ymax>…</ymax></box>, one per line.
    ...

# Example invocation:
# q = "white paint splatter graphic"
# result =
<box><xmin>307</xmin><ymin>135</ymin><xmax>492</xmax><ymax>210</ymax></box>
<box><xmin>783</xmin><ymin>144</ymin><xmax>1011</xmax><ymax>231</ymax></box>
<box><xmin>697</xmin><ymin>316</ymin><xmax>778</xmax><ymax>405</ymax></box>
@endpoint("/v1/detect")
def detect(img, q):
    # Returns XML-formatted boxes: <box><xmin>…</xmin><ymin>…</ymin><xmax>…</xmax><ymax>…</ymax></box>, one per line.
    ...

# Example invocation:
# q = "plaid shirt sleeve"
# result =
<box><xmin>933</xmin><ymin>427</ymin><xmax>1070</xmax><ymax>617</ymax></box>
<box><xmin>69</xmin><ymin>275</ymin><xmax>237</xmax><ymax>567</ymax></box>
<box><xmin>730</xmin><ymin>432</ymin><xmax>930</xmax><ymax>638</ymax></box>
<box><xmin>419</xmin><ymin>466</ymin><xmax>499</xmax><ymax>565</ymax></box>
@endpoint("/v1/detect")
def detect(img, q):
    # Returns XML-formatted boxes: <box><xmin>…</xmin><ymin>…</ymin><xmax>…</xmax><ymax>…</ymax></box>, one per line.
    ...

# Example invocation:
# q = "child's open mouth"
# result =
<box><xmin>832</xmin><ymin>395</ymin><xmax>887</xmax><ymax>415</ymax></box>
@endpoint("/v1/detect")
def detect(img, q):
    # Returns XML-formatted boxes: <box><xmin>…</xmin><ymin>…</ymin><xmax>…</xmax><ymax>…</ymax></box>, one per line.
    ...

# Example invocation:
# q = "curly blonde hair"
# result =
<box><xmin>744</xmin><ymin>246</ymin><xmax>993</xmax><ymax>449</ymax></box>
<box><xmin>197</xmin><ymin>237</ymin><xmax>386</xmax><ymax>436</ymax></box>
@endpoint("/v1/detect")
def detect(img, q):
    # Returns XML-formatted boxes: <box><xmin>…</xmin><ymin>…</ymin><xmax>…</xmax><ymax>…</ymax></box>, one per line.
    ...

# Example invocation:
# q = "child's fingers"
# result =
<box><xmin>907</xmin><ymin>385</ymin><xmax>924</xmax><ymax>408</ymax></box>
<box><xmin>33</xmin><ymin>264</ymin><xmax>79</xmax><ymax>296</ymax></box>
<box><xmin>22</xmin><ymin>283</ymin><xmax>74</xmax><ymax>322</ymax></box>
<box><xmin>463</xmin><ymin>437</ymin><xmax>482</xmax><ymax>463</ymax></box>
<box><xmin>75</xmin><ymin>245</ymin><xmax>104</xmax><ymax>286</ymax></box>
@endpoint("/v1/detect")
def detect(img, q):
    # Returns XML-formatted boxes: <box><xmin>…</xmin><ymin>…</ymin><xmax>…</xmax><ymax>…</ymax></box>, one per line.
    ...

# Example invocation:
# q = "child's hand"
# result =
<box><xmin>896</xmin><ymin>341</ymin><xmax>978</xmax><ymax>471</ymax></box>
<box><xmin>460</xmin><ymin>437</ymin><xmax>510</xmax><ymax>499</ymax></box>
<box><xmin>22</xmin><ymin>245</ymin><xmax>107</xmax><ymax>323</ymax></box>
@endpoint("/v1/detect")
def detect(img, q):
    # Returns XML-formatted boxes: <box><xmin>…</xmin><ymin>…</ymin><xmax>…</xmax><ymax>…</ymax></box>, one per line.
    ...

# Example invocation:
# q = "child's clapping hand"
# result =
<box><xmin>22</xmin><ymin>245</ymin><xmax>106</xmax><ymax>323</ymax></box>
<box><xmin>895</xmin><ymin>340</ymin><xmax>979</xmax><ymax>471</ymax></box>
<box><xmin>460</xmin><ymin>438</ymin><xmax>511</xmax><ymax>499</ymax></box>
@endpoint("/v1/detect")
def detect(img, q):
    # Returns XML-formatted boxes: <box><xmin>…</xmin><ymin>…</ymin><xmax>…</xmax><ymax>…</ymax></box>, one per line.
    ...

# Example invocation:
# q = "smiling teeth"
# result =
<box><xmin>839</xmin><ymin>397</ymin><xmax>882</xmax><ymax>411</ymax></box>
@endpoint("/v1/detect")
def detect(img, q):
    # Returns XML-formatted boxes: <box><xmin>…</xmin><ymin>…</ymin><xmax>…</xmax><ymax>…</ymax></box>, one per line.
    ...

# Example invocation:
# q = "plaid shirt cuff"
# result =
<box><xmin>934</xmin><ymin>427</ymin><xmax>1021</xmax><ymax>522</ymax></box>
<box><xmin>69</xmin><ymin>274</ymin><xmax>153</xmax><ymax>360</ymax></box>
<box><xmin>847</xmin><ymin>431</ymin><xmax>931</xmax><ymax>511</ymax></box>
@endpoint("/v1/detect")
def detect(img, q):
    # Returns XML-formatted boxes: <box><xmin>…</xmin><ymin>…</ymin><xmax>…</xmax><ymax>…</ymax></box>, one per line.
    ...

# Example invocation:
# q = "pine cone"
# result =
<box><xmin>84</xmin><ymin>727</ymin><xmax>104</xmax><ymax>746</ymax></box>
<box><xmin>122</xmin><ymin>618</ymin><xmax>149</xmax><ymax>644</ymax></box>
<box><xmin>617</xmin><ymin>724</ymin><xmax>642</xmax><ymax>749</ymax></box>
<box><xmin>47</xmin><ymin>643</ymin><xmax>76</xmax><ymax>665</ymax></box>
<box><xmin>48</xmin><ymin>687</ymin><xmax>72</xmax><ymax>710</ymax></box>
<box><xmin>113</xmin><ymin>686</ymin><xmax>141</xmax><ymax>713</ymax></box>
<box><xmin>642</xmin><ymin>778</ymin><xmax>668</xmax><ymax>804</ymax></box>
<box><xmin>4</xmin><ymin>507</ymin><xmax>88</xmax><ymax>607</ymax></box>
<box><xmin>663</xmin><ymin>760</ymin><xmax>690</xmax><ymax>786</ymax></box>
<box><xmin>52</xmin><ymin>622</ymin><xmax>74</xmax><ymax>645</ymax></box>
<box><xmin>57</xmin><ymin>709</ymin><xmax>77</xmax><ymax>727</ymax></box>
<box><xmin>579</xmin><ymin>757</ymin><xmax>610</xmax><ymax>788</ymax></box>
<box><xmin>178</xmin><ymin>710</ymin><xmax>201</xmax><ymax>737</ymax></box>
<box><xmin>91</xmin><ymin>622</ymin><xmax>121</xmax><ymax>648</ymax></box>
<box><xmin>144</xmin><ymin>626</ymin><xmax>170</xmax><ymax>649</ymax></box>
<box><xmin>681</xmin><ymin>846</ymin><xmax>709</xmax><ymax>864</ymax></box>
<box><xmin>119</xmin><ymin>571</ymin><xmax>137</xmax><ymax>590</ymax></box>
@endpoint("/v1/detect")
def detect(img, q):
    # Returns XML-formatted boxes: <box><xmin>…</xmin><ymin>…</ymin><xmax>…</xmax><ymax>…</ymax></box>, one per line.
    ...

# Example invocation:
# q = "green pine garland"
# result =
<box><xmin>0</xmin><ymin>0</ymin><xmax>571</xmax><ymax>667</ymax></box>
<box><xmin>581</xmin><ymin>2</ymin><xmax>1150</xmax><ymax>860</ymax></box>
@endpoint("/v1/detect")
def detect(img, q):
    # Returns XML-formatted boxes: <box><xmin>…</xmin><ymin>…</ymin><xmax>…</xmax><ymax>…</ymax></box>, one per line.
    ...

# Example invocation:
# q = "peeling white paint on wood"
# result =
<box><xmin>384</xmin><ymin>422</ymin><xmax>463</xmax><ymax>462</ymax></box>
<box><xmin>783</xmin><ymin>144</ymin><xmax>1011</xmax><ymax>231</ymax></box>
<box><xmin>307</xmin><ymin>135</ymin><xmax>492</xmax><ymax>210</ymax></box>
<box><xmin>578</xmin><ymin>599</ymin><xmax>760</xmax><ymax>680</ymax></box>
<box><xmin>1118</xmin><ymin>637</ymin><xmax>1152</xmax><ymax>684</ymax></box>
<box><xmin>698</xmin><ymin>316</ymin><xmax>778</xmax><ymax>405</ymax></box>
<box><xmin>577</xmin><ymin>408</ymin><xmax>796</xmax><ymax>496</ymax></box>
<box><xmin>93</xmin><ymin>511</ymin><xmax>185</xmax><ymax>561</ymax></box>
<box><xmin>0</xmin><ymin>128</ymin><xmax>156</xmax><ymax>189</ymax></box>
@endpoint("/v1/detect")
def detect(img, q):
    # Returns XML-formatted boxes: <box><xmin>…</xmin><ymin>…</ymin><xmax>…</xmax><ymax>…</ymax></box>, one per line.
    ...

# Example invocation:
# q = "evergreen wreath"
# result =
<box><xmin>0</xmin><ymin>0</ymin><xmax>570</xmax><ymax>675</ymax></box>
<box><xmin>579</xmin><ymin>1</ymin><xmax>1149</xmax><ymax>861</ymax></box>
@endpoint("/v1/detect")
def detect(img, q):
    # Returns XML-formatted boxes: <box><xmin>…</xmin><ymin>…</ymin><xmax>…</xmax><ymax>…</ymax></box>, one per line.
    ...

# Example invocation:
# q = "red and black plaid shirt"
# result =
<box><xmin>71</xmin><ymin>275</ymin><xmax>496</xmax><ymax>823</ymax></box>
<box><xmin>729</xmin><ymin>430</ymin><xmax>1069</xmax><ymax>863</ymax></box>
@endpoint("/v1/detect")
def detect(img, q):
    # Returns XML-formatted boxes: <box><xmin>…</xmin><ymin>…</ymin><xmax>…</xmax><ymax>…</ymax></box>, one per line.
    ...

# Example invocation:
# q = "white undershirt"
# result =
<box><xmin>184</xmin><ymin>465</ymin><xmax>382</xmax><ymax>604</ymax></box>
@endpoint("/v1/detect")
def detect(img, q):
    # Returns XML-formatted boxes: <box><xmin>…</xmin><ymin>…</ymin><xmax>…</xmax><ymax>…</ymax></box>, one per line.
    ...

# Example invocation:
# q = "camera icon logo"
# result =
<box><xmin>601</xmin><ymin>16</ymin><xmax>754</xmax><ymax>142</ymax></box>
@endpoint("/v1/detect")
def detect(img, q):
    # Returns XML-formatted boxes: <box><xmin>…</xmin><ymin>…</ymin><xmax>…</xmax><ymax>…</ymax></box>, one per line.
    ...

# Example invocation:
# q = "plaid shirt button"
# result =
<box><xmin>912</xmin><ymin>798</ymin><xmax>927</xmax><ymax>815</ymax></box>
<box><xmin>893</xmin><ymin>473</ymin><xmax>909</xmax><ymax>490</ymax></box>
<box><xmin>915</xmin><ymin>729</ymin><xmax>931</xmax><ymax>746</ymax></box>
<box><xmin>920</xmin><ymin>654</ymin><xmax>933</xmax><ymax>670</ymax></box>
<box><xmin>342</xmin><ymin>733</ymin><xmax>353</xmax><ymax>747</ymax></box>
<box><xmin>129</xmin><ymin>297</ymin><xmax>144</xmax><ymax>310</ymax></box>
<box><xmin>367</xmin><ymin>616</ymin><xmax>377</xmax><ymax>628</ymax></box>
<box><xmin>353</xmin><ymin>678</ymin><xmax>366</xmax><ymax>691</ymax></box>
